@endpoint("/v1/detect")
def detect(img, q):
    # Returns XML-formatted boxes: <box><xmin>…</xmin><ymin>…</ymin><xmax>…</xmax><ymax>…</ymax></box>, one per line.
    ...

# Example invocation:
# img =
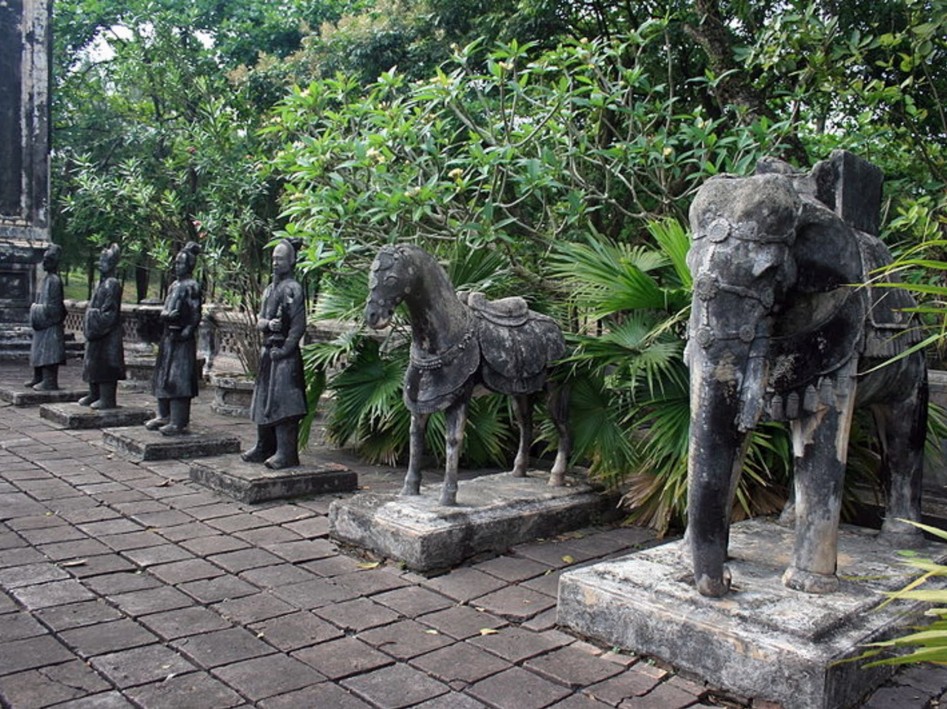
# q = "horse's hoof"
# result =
<box><xmin>547</xmin><ymin>473</ymin><xmax>565</xmax><ymax>487</ymax></box>
<box><xmin>879</xmin><ymin>523</ymin><xmax>925</xmax><ymax>548</ymax></box>
<box><xmin>439</xmin><ymin>490</ymin><xmax>457</xmax><ymax>506</ymax></box>
<box><xmin>782</xmin><ymin>565</ymin><xmax>839</xmax><ymax>594</ymax></box>
<box><xmin>511</xmin><ymin>469</ymin><xmax>527</xmax><ymax>478</ymax></box>
<box><xmin>400</xmin><ymin>482</ymin><xmax>421</xmax><ymax>496</ymax></box>
<box><xmin>695</xmin><ymin>566</ymin><xmax>732</xmax><ymax>597</ymax></box>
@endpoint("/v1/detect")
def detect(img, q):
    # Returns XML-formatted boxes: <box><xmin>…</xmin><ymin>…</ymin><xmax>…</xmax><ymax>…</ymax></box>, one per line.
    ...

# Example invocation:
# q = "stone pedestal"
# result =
<box><xmin>208</xmin><ymin>372</ymin><xmax>254</xmax><ymax>418</ymax></box>
<box><xmin>329</xmin><ymin>471</ymin><xmax>612</xmax><ymax>572</ymax></box>
<box><xmin>190</xmin><ymin>455</ymin><xmax>357</xmax><ymax>504</ymax></box>
<box><xmin>0</xmin><ymin>384</ymin><xmax>87</xmax><ymax>407</ymax></box>
<box><xmin>557</xmin><ymin>517</ymin><xmax>947</xmax><ymax>709</ymax></box>
<box><xmin>40</xmin><ymin>403</ymin><xmax>153</xmax><ymax>429</ymax></box>
<box><xmin>102</xmin><ymin>426</ymin><xmax>240</xmax><ymax>462</ymax></box>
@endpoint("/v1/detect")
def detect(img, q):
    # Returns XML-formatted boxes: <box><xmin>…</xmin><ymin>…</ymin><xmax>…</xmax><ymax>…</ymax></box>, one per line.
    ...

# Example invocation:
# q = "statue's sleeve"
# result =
<box><xmin>85</xmin><ymin>280</ymin><xmax>122</xmax><ymax>340</ymax></box>
<box><xmin>31</xmin><ymin>276</ymin><xmax>65</xmax><ymax>330</ymax></box>
<box><xmin>281</xmin><ymin>282</ymin><xmax>306</xmax><ymax>352</ymax></box>
<box><xmin>187</xmin><ymin>282</ymin><xmax>203</xmax><ymax>329</ymax></box>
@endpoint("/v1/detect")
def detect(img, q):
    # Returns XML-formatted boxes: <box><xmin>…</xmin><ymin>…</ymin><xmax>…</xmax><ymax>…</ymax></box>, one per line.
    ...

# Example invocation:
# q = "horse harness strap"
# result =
<box><xmin>410</xmin><ymin>327</ymin><xmax>475</xmax><ymax>371</ymax></box>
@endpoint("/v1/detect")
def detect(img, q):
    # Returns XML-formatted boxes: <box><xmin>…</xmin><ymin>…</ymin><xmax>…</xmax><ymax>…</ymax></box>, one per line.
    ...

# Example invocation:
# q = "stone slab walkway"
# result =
<box><xmin>0</xmin><ymin>362</ymin><xmax>944</xmax><ymax>708</ymax></box>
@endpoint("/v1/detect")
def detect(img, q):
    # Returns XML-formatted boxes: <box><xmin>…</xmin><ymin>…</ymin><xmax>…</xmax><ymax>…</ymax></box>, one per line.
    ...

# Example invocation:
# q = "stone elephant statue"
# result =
<box><xmin>685</xmin><ymin>150</ymin><xmax>928</xmax><ymax>597</ymax></box>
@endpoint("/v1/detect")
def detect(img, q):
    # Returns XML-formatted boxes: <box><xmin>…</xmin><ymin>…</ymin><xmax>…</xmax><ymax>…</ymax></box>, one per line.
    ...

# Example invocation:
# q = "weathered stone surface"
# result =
<box><xmin>0</xmin><ymin>384</ymin><xmax>87</xmax><ymax>406</ymax></box>
<box><xmin>558</xmin><ymin>518</ymin><xmax>947</xmax><ymax>709</ymax></box>
<box><xmin>329</xmin><ymin>471</ymin><xmax>612</xmax><ymax>572</ymax></box>
<box><xmin>102</xmin><ymin>427</ymin><xmax>240</xmax><ymax>462</ymax></box>
<box><xmin>40</xmin><ymin>403</ymin><xmax>153</xmax><ymax>429</ymax></box>
<box><xmin>189</xmin><ymin>455</ymin><xmax>357</xmax><ymax>504</ymax></box>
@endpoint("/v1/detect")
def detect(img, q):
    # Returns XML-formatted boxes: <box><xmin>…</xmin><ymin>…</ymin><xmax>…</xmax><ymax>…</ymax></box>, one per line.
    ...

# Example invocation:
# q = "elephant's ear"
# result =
<box><xmin>790</xmin><ymin>197</ymin><xmax>864</xmax><ymax>293</ymax></box>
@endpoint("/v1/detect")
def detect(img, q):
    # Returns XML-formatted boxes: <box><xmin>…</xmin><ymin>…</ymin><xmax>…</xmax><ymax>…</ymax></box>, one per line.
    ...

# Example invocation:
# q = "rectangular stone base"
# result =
<box><xmin>190</xmin><ymin>455</ymin><xmax>358</xmax><ymax>503</ymax></box>
<box><xmin>0</xmin><ymin>385</ymin><xmax>88</xmax><ymax>407</ymax></box>
<box><xmin>40</xmin><ymin>403</ymin><xmax>154</xmax><ymax>429</ymax></box>
<box><xmin>329</xmin><ymin>471</ymin><xmax>612</xmax><ymax>572</ymax></box>
<box><xmin>103</xmin><ymin>426</ymin><xmax>241</xmax><ymax>462</ymax></box>
<box><xmin>558</xmin><ymin>518</ymin><xmax>947</xmax><ymax>709</ymax></box>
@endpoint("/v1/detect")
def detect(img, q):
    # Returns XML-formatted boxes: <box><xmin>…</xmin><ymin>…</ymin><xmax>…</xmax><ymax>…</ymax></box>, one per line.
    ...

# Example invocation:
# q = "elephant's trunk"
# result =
<box><xmin>686</xmin><ymin>345</ymin><xmax>755</xmax><ymax>597</ymax></box>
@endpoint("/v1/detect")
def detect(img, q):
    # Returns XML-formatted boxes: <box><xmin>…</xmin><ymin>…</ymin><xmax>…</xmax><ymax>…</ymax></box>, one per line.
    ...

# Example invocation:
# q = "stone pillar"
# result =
<box><xmin>0</xmin><ymin>0</ymin><xmax>51</xmax><ymax>324</ymax></box>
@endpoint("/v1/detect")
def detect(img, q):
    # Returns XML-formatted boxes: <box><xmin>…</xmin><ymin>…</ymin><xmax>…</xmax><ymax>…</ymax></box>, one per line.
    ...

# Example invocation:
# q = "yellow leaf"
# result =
<box><xmin>425</xmin><ymin>629</ymin><xmax>439</xmax><ymax>635</ymax></box>
<box><xmin>479</xmin><ymin>628</ymin><xmax>499</xmax><ymax>636</ymax></box>
<box><xmin>357</xmin><ymin>561</ymin><xmax>381</xmax><ymax>569</ymax></box>
<box><xmin>562</xmin><ymin>555</ymin><xmax>575</xmax><ymax>564</ymax></box>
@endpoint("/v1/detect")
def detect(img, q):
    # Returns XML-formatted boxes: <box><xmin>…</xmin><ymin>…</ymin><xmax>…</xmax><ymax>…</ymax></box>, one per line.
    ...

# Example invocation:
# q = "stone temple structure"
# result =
<box><xmin>0</xmin><ymin>0</ymin><xmax>52</xmax><ymax>341</ymax></box>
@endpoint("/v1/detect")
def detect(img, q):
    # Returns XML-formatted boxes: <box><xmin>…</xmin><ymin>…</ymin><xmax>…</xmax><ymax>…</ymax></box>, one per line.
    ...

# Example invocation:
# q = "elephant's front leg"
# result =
<box><xmin>511</xmin><ymin>394</ymin><xmax>532</xmax><ymax>478</ymax></box>
<box><xmin>440</xmin><ymin>399</ymin><xmax>468</xmax><ymax>506</ymax></box>
<box><xmin>401</xmin><ymin>412</ymin><xmax>429</xmax><ymax>496</ymax></box>
<box><xmin>782</xmin><ymin>405</ymin><xmax>850</xmax><ymax>593</ymax></box>
<box><xmin>687</xmin><ymin>367</ymin><xmax>748</xmax><ymax>598</ymax></box>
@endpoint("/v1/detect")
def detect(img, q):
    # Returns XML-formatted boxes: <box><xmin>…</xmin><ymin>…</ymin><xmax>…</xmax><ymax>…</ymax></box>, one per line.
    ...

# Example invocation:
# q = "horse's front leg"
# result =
<box><xmin>546</xmin><ymin>382</ymin><xmax>570</xmax><ymax>486</ymax></box>
<box><xmin>401</xmin><ymin>412</ymin><xmax>429</xmax><ymax>496</ymax></box>
<box><xmin>512</xmin><ymin>394</ymin><xmax>533</xmax><ymax>478</ymax></box>
<box><xmin>440</xmin><ymin>399</ymin><xmax>468</xmax><ymax>506</ymax></box>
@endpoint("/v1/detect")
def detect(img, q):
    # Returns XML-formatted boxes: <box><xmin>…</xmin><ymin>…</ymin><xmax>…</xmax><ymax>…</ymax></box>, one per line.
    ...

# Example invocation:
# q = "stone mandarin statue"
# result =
<box><xmin>25</xmin><ymin>243</ymin><xmax>66</xmax><ymax>391</ymax></box>
<box><xmin>241</xmin><ymin>237</ymin><xmax>308</xmax><ymax>469</ymax></box>
<box><xmin>145</xmin><ymin>242</ymin><xmax>203</xmax><ymax>436</ymax></box>
<box><xmin>78</xmin><ymin>243</ymin><xmax>126</xmax><ymax>409</ymax></box>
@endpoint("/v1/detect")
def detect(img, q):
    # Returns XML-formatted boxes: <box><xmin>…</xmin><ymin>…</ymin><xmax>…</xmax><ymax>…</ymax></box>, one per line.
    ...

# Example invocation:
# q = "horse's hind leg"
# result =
<box><xmin>547</xmin><ymin>382</ymin><xmax>570</xmax><ymax>487</ymax></box>
<box><xmin>874</xmin><ymin>368</ymin><xmax>927</xmax><ymax>543</ymax></box>
<box><xmin>401</xmin><ymin>412</ymin><xmax>429</xmax><ymax>496</ymax></box>
<box><xmin>512</xmin><ymin>395</ymin><xmax>533</xmax><ymax>478</ymax></box>
<box><xmin>440</xmin><ymin>399</ymin><xmax>468</xmax><ymax>506</ymax></box>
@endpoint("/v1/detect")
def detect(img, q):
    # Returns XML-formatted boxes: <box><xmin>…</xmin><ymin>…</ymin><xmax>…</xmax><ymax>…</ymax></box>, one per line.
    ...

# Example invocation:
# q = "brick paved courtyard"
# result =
<box><xmin>1</xmin><ymin>362</ymin><xmax>945</xmax><ymax>708</ymax></box>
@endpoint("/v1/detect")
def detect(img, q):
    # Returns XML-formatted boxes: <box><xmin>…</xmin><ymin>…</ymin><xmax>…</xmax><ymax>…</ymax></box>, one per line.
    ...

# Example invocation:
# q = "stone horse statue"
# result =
<box><xmin>685</xmin><ymin>150</ymin><xmax>928</xmax><ymax>597</ymax></box>
<box><xmin>365</xmin><ymin>244</ymin><xmax>571</xmax><ymax>506</ymax></box>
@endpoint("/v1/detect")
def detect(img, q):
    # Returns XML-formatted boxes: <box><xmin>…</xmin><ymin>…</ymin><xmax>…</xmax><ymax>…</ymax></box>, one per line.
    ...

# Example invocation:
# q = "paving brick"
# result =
<box><xmin>100</xmin><ymin>530</ymin><xmax>167</xmax><ymax>551</ymax></box>
<box><xmin>57</xmin><ymin>506</ymin><xmax>122</xmax><ymax>525</ymax></box>
<box><xmin>77</xmin><ymin>518</ymin><xmax>143</xmax><ymax>537</ymax></box>
<box><xmin>474</xmin><ymin>555</ymin><xmax>552</xmax><ymax>582</ymax></box>
<box><xmin>549</xmin><ymin>693</ymin><xmax>614</xmax><ymax>708</ymax></box>
<box><xmin>122</xmin><ymin>543</ymin><xmax>194</xmax><ymax>568</ymax></box>
<box><xmin>410</xmin><ymin>640</ymin><xmax>511</xmax><ymax>685</ymax></box>
<box><xmin>182</xmin><ymin>501</ymin><xmax>245</xmax><ymax>519</ymax></box>
<box><xmin>897</xmin><ymin>664</ymin><xmax>947</xmax><ymax>695</ymax></box>
<box><xmin>11</xmin><ymin>579</ymin><xmax>95</xmax><ymax>609</ymax></box>
<box><xmin>468</xmin><ymin>666</ymin><xmax>573</xmax><ymax>709</ymax></box>
<box><xmin>250</xmin><ymin>611</ymin><xmax>343</xmax><ymax>651</ymax></box>
<box><xmin>158</xmin><ymin>521</ymin><xmax>219</xmax><ymax>542</ymax></box>
<box><xmin>209</xmin><ymin>548</ymin><xmax>283</xmax><ymax>573</ymax></box>
<box><xmin>239</xmin><ymin>563</ymin><xmax>317</xmax><ymax>588</ymax></box>
<box><xmin>0</xmin><ymin>546</ymin><xmax>45</xmax><ymax>568</ymax></box>
<box><xmin>361</xmin><ymin>619</ymin><xmax>455</xmax><ymax>660</ymax></box>
<box><xmin>423</xmin><ymin>567</ymin><xmax>507</xmax><ymax>603</ymax></box>
<box><xmin>253</xmin><ymin>504</ymin><xmax>313</xmax><ymax>525</ymax></box>
<box><xmin>469</xmin><ymin>627</ymin><xmax>571</xmax><ymax>663</ymax></box>
<box><xmin>521</xmin><ymin>568</ymin><xmax>562</xmax><ymax>597</ymax></box>
<box><xmin>126</xmin><ymin>671</ymin><xmax>244</xmax><ymax>709</ymax></box>
<box><xmin>180</xmin><ymin>534</ymin><xmax>250</xmax><ymax>557</ymax></box>
<box><xmin>214</xmin><ymin>592</ymin><xmax>296</xmax><ymax>625</ymax></box>
<box><xmin>206</xmin><ymin>514</ymin><xmax>273</xmax><ymax>534</ymax></box>
<box><xmin>342</xmin><ymin>663</ymin><xmax>451</xmax><ymax>709</ymax></box>
<box><xmin>62</xmin><ymin>554</ymin><xmax>139</xmax><ymax>579</ymax></box>
<box><xmin>618</xmin><ymin>681</ymin><xmax>702</xmax><ymax>709</ymax></box>
<box><xmin>111</xmin><ymin>586</ymin><xmax>194</xmax><ymax>617</ymax></box>
<box><xmin>139</xmin><ymin>606</ymin><xmax>232</xmax><ymax>640</ymax></box>
<box><xmin>413</xmin><ymin>692</ymin><xmax>491</xmax><ymax>708</ymax></box>
<box><xmin>178</xmin><ymin>574</ymin><xmax>259</xmax><ymax>604</ymax></box>
<box><xmin>84</xmin><ymin>571</ymin><xmax>162</xmax><ymax>596</ymax></box>
<box><xmin>39</xmin><ymin>538</ymin><xmax>114</xmax><ymax>561</ymax></box>
<box><xmin>0</xmin><ymin>609</ymin><xmax>47</xmax><ymax>641</ymax></box>
<box><xmin>130</xmin><ymin>509</ymin><xmax>194</xmax><ymax>528</ymax></box>
<box><xmin>0</xmin><ymin>561</ymin><xmax>69</xmax><ymax>588</ymax></box>
<box><xmin>293</xmin><ymin>636</ymin><xmax>395</xmax><ymax>680</ymax></box>
<box><xmin>90</xmin><ymin>644</ymin><xmax>196</xmax><ymax>688</ymax></box>
<box><xmin>283</xmin><ymin>516</ymin><xmax>330</xmax><ymax>538</ymax></box>
<box><xmin>374</xmin><ymin>585</ymin><xmax>454</xmax><ymax>618</ymax></box>
<box><xmin>523</xmin><ymin>607</ymin><xmax>559</xmax><ymax>631</ymax></box>
<box><xmin>271</xmin><ymin>577</ymin><xmax>349</xmax><ymax>609</ymax></box>
<box><xmin>0</xmin><ymin>660</ymin><xmax>110</xmax><ymax>707</ymax></box>
<box><xmin>35</xmin><ymin>600</ymin><xmax>124</xmax><ymax>631</ymax></box>
<box><xmin>419</xmin><ymin>605</ymin><xmax>508</xmax><ymax>640</ymax></box>
<box><xmin>258</xmin><ymin>681</ymin><xmax>372</xmax><ymax>709</ymax></box>
<box><xmin>150</xmin><ymin>558</ymin><xmax>225</xmax><ymax>585</ymax></box>
<box><xmin>60</xmin><ymin>618</ymin><xmax>158</xmax><ymax>658</ymax></box>
<box><xmin>314</xmin><ymin>597</ymin><xmax>401</xmax><ymax>632</ymax></box>
<box><xmin>211</xmin><ymin>653</ymin><xmax>325</xmax><ymax>701</ymax></box>
<box><xmin>235</xmin><ymin>525</ymin><xmax>303</xmax><ymax>546</ymax></box>
<box><xmin>173</xmin><ymin>626</ymin><xmax>275</xmax><ymax>668</ymax></box>
<box><xmin>332</xmin><ymin>568</ymin><xmax>411</xmax><ymax>597</ymax></box>
<box><xmin>525</xmin><ymin>646</ymin><xmax>625</xmax><ymax>689</ymax></box>
<box><xmin>0</xmin><ymin>635</ymin><xmax>74</xmax><ymax>675</ymax></box>
<box><xmin>265</xmin><ymin>538</ymin><xmax>338</xmax><ymax>563</ymax></box>
<box><xmin>512</xmin><ymin>540</ymin><xmax>590</xmax><ymax>568</ymax></box>
<box><xmin>472</xmin><ymin>585</ymin><xmax>557</xmax><ymax>622</ymax></box>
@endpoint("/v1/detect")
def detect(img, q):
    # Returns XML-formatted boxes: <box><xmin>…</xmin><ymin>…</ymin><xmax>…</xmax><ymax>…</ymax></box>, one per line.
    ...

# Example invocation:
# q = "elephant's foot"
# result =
<box><xmin>439</xmin><ymin>485</ymin><xmax>457</xmax><ymax>506</ymax></box>
<box><xmin>879</xmin><ymin>521</ymin><xmax>925</xmax><ymax>548</ymax></box>
<box><xmin>695</xmin><ymin>566</ymin><xmax>732</xmax><ymax>598</ymax></box>
<box><xmin>782</xmin><ymin>565</ymin><xmax>839</xmax><ymax>594</ymax></box>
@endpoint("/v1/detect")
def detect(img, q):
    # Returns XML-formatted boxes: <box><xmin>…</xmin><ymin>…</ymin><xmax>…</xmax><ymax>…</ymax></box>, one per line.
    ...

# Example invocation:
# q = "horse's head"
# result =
<box><xmin>365</xmin><ymin>245</ymin><xmax>416</xmax><ymax>329</ymax></box>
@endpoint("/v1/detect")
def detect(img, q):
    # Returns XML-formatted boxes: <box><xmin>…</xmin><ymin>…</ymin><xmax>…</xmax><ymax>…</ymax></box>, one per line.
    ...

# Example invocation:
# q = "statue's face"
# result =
<box><xmin>43</xmin><ymin>248</ymin><xmax>59</xmax><ymax>272</ymax></box>
<box><xmin>272</xmin><ymin>243</ymin><xmax>293</xmax><ymax>278</ymax></box>
<box><xmin>174</xmin><ymin>251</ymin><xmax>191</xmax><ymax>279</ymax></box>
<box><xmin>99</xmin><ymin>249</ymin><xmax>117</xmax><ymax>275</ymax></box>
